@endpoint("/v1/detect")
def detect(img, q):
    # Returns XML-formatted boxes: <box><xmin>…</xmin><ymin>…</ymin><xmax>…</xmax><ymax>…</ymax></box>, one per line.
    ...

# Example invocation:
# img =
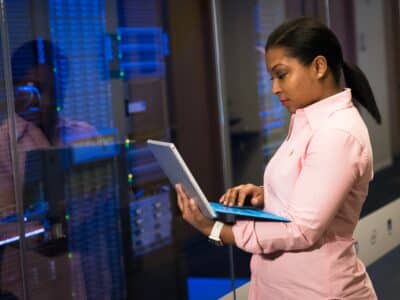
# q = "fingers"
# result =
<box><xmin>250</xmin><ymin>195</ymin><xmax>263</xmax><ymax>207</ymax></box>
<box><xmin>175</xmin><ymin>184</ymin><xmax>209</xmax><ymax>232</ymax></box>
<box><xmin>236</xmin><ymin>184</ymin><xmax>256</xmax><ymax>206</ymax></box>
<box><xmin>188</xmin><ymin>198</ymin><xmax>201</xmax><ymax>214</ymax></box>
<box><xmin>219</xmin><ymin>184</ymin><xmax>264</xmax><ymax>207</ymax></box>
<box><xmin>219</xmin><ymin>186</ymin><xmax>241</xmax><ymax>207</ymax></box>
<box><xmin>175</xmin><ymin>184</ymin><xmax>188</xmax><ymax>212</ymax></box>
<box><xmin>175</xmin><ymin>184</ymin><xmax>196</xmax><ymax>215</ymax></box>
<box><xmin>236</xmin><ymin>189</ymin><xmax>249</xmax><ymax>207</ymax></box>
<box><xmin>176</xmin><ymin>191</ymin><xmax>183</xmax><ymax>212</ymax></box>
<box><xmin>250</xmin><ymin>186</ymin><xmax>264</xmax><ymax>208</ymax></box>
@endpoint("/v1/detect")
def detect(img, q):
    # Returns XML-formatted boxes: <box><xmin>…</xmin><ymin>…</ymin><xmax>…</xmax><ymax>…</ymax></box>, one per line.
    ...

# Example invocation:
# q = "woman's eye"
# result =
<box><xmin>269</xmin><ymin>72</ymin><xmax>287</xmax><ymax>81</ymax></box>
<box><xmin>277</xmin><ymin>73</ymin><xmax>287</xmax><ymax>79</ymax></box>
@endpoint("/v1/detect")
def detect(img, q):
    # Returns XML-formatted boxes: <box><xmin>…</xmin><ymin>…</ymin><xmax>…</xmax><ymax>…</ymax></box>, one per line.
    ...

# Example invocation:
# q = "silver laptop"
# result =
<box><xmin>147</xmin><ymin>139</ymin><xmax>289</xmax><ymax>222</ymax></box>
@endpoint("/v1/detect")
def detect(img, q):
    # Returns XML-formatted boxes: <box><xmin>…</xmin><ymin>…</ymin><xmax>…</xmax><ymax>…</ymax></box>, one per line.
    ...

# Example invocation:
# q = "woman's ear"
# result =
<box><xmin>312</xmin><ymin>55</ymin><xmax>328</xmax><ymax>79</ymax></box>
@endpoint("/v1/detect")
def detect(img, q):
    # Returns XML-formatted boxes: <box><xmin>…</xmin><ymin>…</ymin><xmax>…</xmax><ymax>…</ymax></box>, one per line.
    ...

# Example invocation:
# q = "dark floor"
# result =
<box><xmin>368</xmin><ymin>245</ymin><xmax>400</xmax><ymax>300</ymax></box>
<box><xmin>363</xmin><ymin>155</ymin><xmax>400</xmax><ymax>299</ymax></box>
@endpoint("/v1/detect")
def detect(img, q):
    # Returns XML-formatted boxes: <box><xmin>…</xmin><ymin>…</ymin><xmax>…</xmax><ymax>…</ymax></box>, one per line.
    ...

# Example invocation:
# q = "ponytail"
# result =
<box><xmin>342</xmin><ymin>61</ymin><xmax>381</xmax><ymax>124</ymax></box>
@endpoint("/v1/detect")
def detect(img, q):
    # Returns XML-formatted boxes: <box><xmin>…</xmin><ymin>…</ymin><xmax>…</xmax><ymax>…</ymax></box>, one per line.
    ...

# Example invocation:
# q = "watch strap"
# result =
<box><xmin>208</xmin><ymin>221</ymin><xmax>224</xmax><ymax>245</ymax></box>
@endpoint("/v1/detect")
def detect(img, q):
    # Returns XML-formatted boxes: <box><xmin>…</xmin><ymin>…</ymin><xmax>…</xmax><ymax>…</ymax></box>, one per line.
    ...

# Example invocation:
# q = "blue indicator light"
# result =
<box><xmin>36</xmin><ymin>37</ymin><xmax>46</xmax><ymax>64</ymax></box>
<box><xmin>162</xmin><ymin>32</ymin><xmax>170</xmax><ymax>56</ymax></box>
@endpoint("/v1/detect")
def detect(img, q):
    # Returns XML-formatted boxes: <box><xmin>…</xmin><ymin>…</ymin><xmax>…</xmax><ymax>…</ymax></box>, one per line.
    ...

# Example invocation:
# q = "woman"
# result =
<box><xmin>175</xmin><ymin>17</ymin><xmax>380</xmax><ymax>299</ymax></box>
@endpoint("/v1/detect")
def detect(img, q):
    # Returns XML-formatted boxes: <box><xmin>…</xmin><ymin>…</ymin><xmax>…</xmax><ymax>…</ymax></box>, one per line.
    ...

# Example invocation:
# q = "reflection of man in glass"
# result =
<box><xmin>0</xmin><ymin>39</ymin><xmax>99</xmax><ymax>226</ymax></box>
<box><xmin>0</xmin><ymin>40</ymin><xmax>101</xmax><ymax>298</ymax></box>
<box><xmin>12</xmin><ymin>39</ymin><xmax>98</xmax><ymax>146</ymax></box>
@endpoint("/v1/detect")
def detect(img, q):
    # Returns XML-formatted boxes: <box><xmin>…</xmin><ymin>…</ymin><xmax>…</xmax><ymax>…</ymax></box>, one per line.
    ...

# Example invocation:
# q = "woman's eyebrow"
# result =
<box><xmin>271</xmin><ymin>64</ymin><xmax>285</xmax><ymax>72</ymax></box>
<box><xmin>268</xmin><ymin>64</ymin><xmax>282</xmax><ymax>74</ymax></box>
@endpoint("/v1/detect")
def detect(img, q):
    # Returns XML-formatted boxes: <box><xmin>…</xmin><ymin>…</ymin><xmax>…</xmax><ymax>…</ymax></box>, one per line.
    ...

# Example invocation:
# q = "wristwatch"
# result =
<box><xmin>208</xmin><ymin>221</ymin><xmax>224</xmax><ymax>246</ymax></box>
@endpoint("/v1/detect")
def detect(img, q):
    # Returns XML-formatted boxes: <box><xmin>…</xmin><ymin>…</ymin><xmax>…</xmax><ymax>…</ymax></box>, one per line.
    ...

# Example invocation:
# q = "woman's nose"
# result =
<box><xmin>271</xmin><ymin>79</ymin><xmax>281</xmax><ymax>95</ymax></box>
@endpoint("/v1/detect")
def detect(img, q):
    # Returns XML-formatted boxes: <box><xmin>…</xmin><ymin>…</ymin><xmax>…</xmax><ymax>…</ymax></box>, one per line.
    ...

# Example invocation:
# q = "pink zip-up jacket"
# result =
<box><xmin>232</xmin><ymin>89</ymin><xmax>377</xmax><ymax>299</ymax></box>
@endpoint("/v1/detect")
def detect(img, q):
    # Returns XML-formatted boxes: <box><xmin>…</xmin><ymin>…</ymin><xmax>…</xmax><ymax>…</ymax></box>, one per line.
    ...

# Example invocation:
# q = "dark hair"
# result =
<box><xmin>11</xmin><ymin>39</ymin><xmax>68</xmax><ymax>104</ymax></box>
<box><xmin>265</xmin><ymin>17</ymin><xmax>381</xmax><ymax>124</ymax></box>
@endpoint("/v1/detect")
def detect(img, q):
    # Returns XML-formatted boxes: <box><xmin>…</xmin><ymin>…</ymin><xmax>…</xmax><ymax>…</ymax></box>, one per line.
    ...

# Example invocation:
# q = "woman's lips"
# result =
<box><xmin>280</xmin><ymin>98</ymin><xmax>289</xmax><ymax>104</ymax></box>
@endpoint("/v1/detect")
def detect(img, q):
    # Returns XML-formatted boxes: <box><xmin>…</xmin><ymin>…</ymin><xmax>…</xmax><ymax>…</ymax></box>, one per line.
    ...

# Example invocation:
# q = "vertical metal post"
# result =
<box><xmin>325</xmin><ymin>0</ymin><xmax>331</xmax><ymax>27</ymax></box>
<box><xmin>0</xmin><ymin>1</ymin><xmax>29</xmax><ymax>299</ymax></box>
<box><xmin>210</xmin><ymin>0</ymin><xmax>233</xmax><ymax>190</ymax></box>
<box><xmin>227</xmin><ymin>243</ymin><xmax>236</xmax><ymax>300</ymax></box>
<box><xmin>210</xmin><ymin>1</ymin><xmax>236</xmax><ymax>299</ymax></box>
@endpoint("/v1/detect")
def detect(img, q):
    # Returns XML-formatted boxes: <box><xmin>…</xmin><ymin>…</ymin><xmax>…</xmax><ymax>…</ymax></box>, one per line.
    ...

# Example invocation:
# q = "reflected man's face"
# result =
<box><xmin>14</xmin><ymin>65</ymin><xmax>56</xmax><ymax>127</ymax></box>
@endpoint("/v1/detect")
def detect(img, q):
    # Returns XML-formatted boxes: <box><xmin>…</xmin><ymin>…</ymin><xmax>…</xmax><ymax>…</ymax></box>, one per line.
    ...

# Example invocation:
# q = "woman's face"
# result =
<box><xmin>265</xmin><ymin>47</ymin><xmax>322</xmax><ymax>113</ymax></box>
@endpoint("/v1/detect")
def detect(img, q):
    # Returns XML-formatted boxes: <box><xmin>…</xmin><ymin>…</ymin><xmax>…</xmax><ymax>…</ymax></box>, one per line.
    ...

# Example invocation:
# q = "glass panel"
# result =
<box><xmin>217</xmin><ymin>1</ymin><xmax>328</xmax><ymax>297</ymax></box>
<box><xmin>255</xmin><ymin>0</ymin><xmax>290</xmax><ymax>164</ymax></box>
<box><xmin>5</xmin><ymin>1</ymin><xmax>125</xmax><ymax>299</ymax></box>
<box><xmin>216</xmin><ymin>1</ymin><xmax>287</xmax><ymax>293</ymax></box>
<box><xmin>219</xmin><ymin>0</ymin><xmax>291</xmax><ymax>188</ymax></box>
<box><xmin>0</xmin><ymin>3</ymin><xmax>24</xmax><ymax>299</ymax></box>
<box><xmin>2</xmin><ymin>0</ymin><xmax>188</xmax><ymax>299</ymax></box>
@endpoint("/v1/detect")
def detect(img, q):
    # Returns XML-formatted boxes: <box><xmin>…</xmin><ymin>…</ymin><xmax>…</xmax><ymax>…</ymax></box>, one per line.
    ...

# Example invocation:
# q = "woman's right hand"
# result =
<box><xmin>219</xmin><ymin>184</ymin><xmax>264</xmax><ymax>209</ymax></box>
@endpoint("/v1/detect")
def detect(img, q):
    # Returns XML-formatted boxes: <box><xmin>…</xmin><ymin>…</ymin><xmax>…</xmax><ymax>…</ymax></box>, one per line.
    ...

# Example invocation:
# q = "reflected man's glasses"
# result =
<box><xmin>14</xmin><ymin>82</ymin><xmax>42</xmax><ymax>112</ymax></box>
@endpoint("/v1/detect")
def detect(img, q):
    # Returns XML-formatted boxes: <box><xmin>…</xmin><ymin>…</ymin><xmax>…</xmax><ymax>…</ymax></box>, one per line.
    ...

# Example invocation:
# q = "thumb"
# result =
<box><xmin>251</xmin><ymin>196</ymin><xmax>262</xmax><ymax>206</ymax></box>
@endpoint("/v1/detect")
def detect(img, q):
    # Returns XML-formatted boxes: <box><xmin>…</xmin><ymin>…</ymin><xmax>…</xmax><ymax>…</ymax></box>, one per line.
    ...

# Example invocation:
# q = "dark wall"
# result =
<box><xmin>329</xmin><ymin>0</ymin><xmax>357</xmax><ymax>63</ymax></box>
<box><xmin>384</xmin><ymin>0</ymin><xmax>400</xmax><ymax>156</ymax></box>
<box><xmin>166</xmin><ymin>0</ymin><xmax>224</xmax><ymax>202</ymax></box>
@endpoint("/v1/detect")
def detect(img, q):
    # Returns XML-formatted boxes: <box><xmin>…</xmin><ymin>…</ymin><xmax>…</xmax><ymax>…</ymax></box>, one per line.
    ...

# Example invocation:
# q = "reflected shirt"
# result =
<box><xmin>0</xmin><ymin>116</ymin><xmax>49</xmax><ymax>216</ymax></box>
<box><xmin>0</xmin><ymin>115</ymin><xmax>98</xmax><ymax>217</ymax></box>
<box><xmin>232</xmin><ymin>89</ymin><xmax>377</xmax><ymax>299</ymax></box>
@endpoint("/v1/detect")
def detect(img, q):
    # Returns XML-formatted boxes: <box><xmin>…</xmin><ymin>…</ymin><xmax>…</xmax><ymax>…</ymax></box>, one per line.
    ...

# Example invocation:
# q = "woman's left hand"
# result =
<box><xmin>175</xmin><ymin>184</ymin><xmax>214</xmax><ymax>236</ymax></box>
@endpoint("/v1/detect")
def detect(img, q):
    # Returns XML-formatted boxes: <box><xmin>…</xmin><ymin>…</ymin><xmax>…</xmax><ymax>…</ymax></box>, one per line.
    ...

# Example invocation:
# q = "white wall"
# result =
<box><xmin>353</xmin><ymin>0</ymin><xmax>392</xmax><ymax>171</ymax></box>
